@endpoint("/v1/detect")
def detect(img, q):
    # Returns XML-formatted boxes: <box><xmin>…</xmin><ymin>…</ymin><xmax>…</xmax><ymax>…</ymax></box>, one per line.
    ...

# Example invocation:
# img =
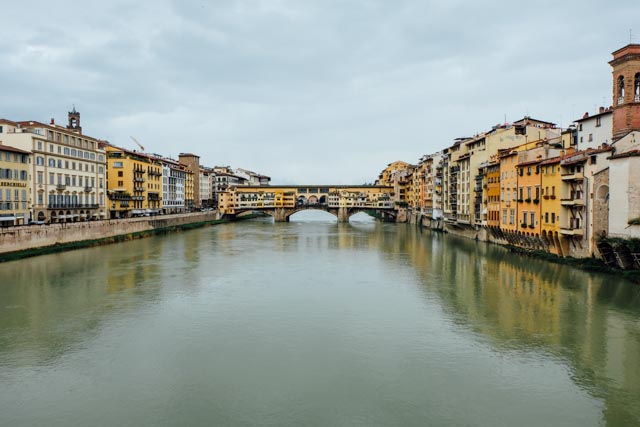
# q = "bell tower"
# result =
<box><xmin>609</xmin><ymin>44</ymin><xmax>640</xmax><ymax>140</ymax></box>
<box><xmin>67</xmin><ymin>106</ymin><xmax>82</xmax><ymax>134</ymax></box>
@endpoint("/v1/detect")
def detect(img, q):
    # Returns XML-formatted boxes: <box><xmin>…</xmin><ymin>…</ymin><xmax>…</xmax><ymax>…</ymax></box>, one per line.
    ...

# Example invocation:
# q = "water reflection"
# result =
<box><xmin>0</xmin><ymin>220</ymin><xmax>638</xmax><ymax>426</ymax></box>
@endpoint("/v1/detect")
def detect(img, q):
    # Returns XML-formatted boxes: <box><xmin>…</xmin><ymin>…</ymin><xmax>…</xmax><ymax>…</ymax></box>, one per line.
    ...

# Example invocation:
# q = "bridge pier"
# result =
<box><xmin>337</xmin><ymin>207</ymin><xmax>349</xmax><ymax>223</ymax></box>
<box><xmin>274</xmin><ymin>208</ymin><xmax>290</xmax><ymax>223</ymax></box>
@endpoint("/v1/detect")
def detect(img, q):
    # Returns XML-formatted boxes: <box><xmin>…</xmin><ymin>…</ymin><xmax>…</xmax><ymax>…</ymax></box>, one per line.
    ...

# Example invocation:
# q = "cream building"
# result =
<box><xmin>0</xmin><ymin>110</ymin><xmax>107</xmax><ymax>223</ymax></box>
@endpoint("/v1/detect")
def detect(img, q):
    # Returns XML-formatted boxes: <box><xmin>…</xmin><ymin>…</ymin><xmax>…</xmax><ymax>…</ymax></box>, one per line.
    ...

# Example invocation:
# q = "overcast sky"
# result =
<box><xmin>1</xmin><ymin>0</ymin><xmax>638</xmax><ymax>184</ymax></box>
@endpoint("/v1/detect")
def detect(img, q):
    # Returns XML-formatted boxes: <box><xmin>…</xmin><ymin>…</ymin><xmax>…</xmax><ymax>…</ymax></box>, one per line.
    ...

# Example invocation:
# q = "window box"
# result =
<box><xmin>533</xmin><ymin>199</ymin><xmax>539</xmax><ymax>204</ymax></box>
<box><xmin>521</xmin><ymin>223</ymin><xmax>527</xmax><ymax>228</ymax></box>
<box><xmin>528</xmin><ymin>224</ymin><xmax>535</xmax><ymax>229</ymax></box>
<box><xmin>525</xmin><ymin>198</ymin><xmax>531</xmax><ymax>203</ymax></box>
<box><xmin>517</xmin><ymin>199</ymin><xmax>524</xmax><ymax>203</ymax></box>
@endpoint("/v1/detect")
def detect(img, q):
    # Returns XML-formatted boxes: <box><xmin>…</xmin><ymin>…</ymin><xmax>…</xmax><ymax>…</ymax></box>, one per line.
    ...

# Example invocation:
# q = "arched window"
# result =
<box><xmin>635</xmin><ymin>73</ymin><xmax>640</xmax><ymax>101</ymax></box>
<box><xmin>618</xmin><ymin>75</ymin><xmax>625</xmax><ymax>103</ymax></box>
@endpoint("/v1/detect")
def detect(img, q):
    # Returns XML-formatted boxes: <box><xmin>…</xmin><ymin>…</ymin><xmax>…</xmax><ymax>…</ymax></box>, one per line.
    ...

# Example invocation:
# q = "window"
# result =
<box><xmin>590</xmin><ymin>156</ymin><xmax>597</xmax><ymax>165</ymax></box>
<box><xmin>527</xmin><ymin>187</ymin><xmax>532</xmax><ymax>199</ymax></box>
<box><xmin>118</xmin><ymin>180</ymin><xmax>124</xmax><ymax>187</ymax></box>
<box><xmin>510</xmin><ymin>209</ymin><xmax>515</xmax><ymax>225</ymax></box>
<box><xmin>588</xmin><ymin>133</ymin><xmax>593</xmax><ymax>142</ymax></box>
<box><xmin>596</xmin><ymin>117</ymin><xmax>601</xmax><ymax>127</ymax></box>
<box><xmin>618</xmin><ymin>75</ymin><xmax>625</xmax><ymax>104</ymax></box>
<box><xmin>635</xmin><ymin>73</ymin><xmax>640</xmax><ymax>100</ymax></box>
<box><xmin>545</xmin><ymin>212</ymin><xmax>549</xmax><ymax>223</ymax></box>
<box><xmin>37</xmin><ymin>171</ymin><xmax>43</xmax><ymax>184</ymax></box>
<box><xmin>113</xmin><ymin>161</ymin><xmax>123</xmax><ymax>168</ymax></box>
<box><xmin>523</xmin><ymin>212</ymin><xmax>528</xmax><ymax>225</ymax></box>
<box><xmin>48</xmin><ymin>158</ymin><xmax>55</xmax><ymax>167</ymax></box>
<box><xmin>37</xmin><ymin>141</ymin><xmax>43</xmax><ymax>150</ymax></box>
<box><xmin>551</xmin><ymin>213</ymin><xmax>556</xmax><ymax>224</ymax></box>
<box><xmin>117</xmin><ymin>171</ymin><xmax>123</xmax><ymax>177</ymax></box>
<box><xmin>49</xmin><ymin>173</ymin><xmax>54</xmax><ymax>184</ymax></box>
<box><xmin>530</xmin><ymin>212</ymin><xmax>535</xmax><ymax>227</ymax></box>
<box><xmin>36</xmin><ymin>156</ymin><xmax>44</xmax><ymax>166</ymax></box>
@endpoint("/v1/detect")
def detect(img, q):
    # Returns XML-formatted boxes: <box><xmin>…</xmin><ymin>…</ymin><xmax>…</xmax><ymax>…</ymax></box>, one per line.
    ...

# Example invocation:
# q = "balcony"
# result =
<box><xmin>56</xmin><ymin>184</ymin><xmax>66</xmax><ymax>191</ymax></box>
<box><xmin>84</xmin><ymin>186</ymin><xmax>93</xmax><ymax>192</ymax></box>
<box><xmin>110</xmin><ymin>193</ymin><xmax>132</xmax><ymax>201</ymax></box>
<box><xmin>561</xmin><ymin>197</ymin><xmax>585</xmax><ymax>207</ymax></box>
<box><xmin>560</xmin><ymin>227</ymin><xmax>584</xmax><ymax>236</ymax></box>
<box><xmin>134</xmin><ymin>177</ymin><xmax>146</xmax><ymax>183</ymax></box>
<box><xmin>48</xmin><ymin>203</ymin><xmax>99</xmax><ymax>209</ymax></box>
<box><xmin>618</xmin><ymin>96</ymin><xmax>624</xmax><ymax>105</ymax></box>
<box><xmin>561</xmin><ymin>171</ymin><xmax>584</xmax><ymax>181</ymax></box>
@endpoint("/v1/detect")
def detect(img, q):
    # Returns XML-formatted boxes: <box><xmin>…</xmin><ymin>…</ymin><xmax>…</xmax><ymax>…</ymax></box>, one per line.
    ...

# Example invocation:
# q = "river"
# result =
<box><xmin>1</xmin><ymin>212</ymin><xmax>639</xmax><ymax>426</ymax></box>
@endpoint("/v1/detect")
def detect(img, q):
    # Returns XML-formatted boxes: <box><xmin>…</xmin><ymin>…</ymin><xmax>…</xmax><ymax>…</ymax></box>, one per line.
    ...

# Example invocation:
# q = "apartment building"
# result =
<box><xmin>103</xmin><ymin>143</ymin><xmax>162</xmax><ymax>218</ymax></box>
<box><xmin>179</xmin><ymin>153</ymin><xmax>200</xmax><ymax>210</ymax></box>
<box><xmin>0</xmin><ymin>110</ymin><xmax>107</xmax><ymax>223</ymax></box>
<box><xmin>160</xmin><ymin>157</ymin><xmax>187</xmax><ymax>214</ymax></box>
<box><xmin>0</xmin><ymin>143</ymin><xmax>31</xmax><ymax>225</ymax></box>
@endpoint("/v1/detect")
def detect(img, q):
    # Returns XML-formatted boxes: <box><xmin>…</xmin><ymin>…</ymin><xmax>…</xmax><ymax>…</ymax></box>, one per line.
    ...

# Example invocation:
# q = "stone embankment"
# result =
<box><xmin>0</xmin><ymin>212</ymin><xmax>224</xmax><ymax>261</ymax></box>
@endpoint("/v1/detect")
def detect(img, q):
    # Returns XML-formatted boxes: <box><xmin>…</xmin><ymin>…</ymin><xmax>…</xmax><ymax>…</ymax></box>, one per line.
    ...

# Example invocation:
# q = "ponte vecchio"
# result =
<box><xmin>217</xmin><ymin>185</ymin><xmax>398</xmax><ymax>222</ymax></box>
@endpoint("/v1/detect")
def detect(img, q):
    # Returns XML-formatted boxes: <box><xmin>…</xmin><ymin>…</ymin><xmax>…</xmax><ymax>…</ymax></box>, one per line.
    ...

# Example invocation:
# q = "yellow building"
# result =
<box><xmin>375</xmin><ymin>160</ymin><xmax>411</xmax><ymax>186</ymax></box>
<box><xmin>485</xmin><ymin>158</ymin><xmax>501</xmax><ymax>228</ymax></box>
<box><xmin>0</xmin><ymin>143</ymin><xmax>31</xmax><ymax>225</ymax></box>
<box><xmin>184</xmin><ymin>169</ymin><xmax>194</xmax><ymax>210</ymax></box>
<box><xmin>539</xmin><ymin>156</ymin><xmax>562</xmax><ymax>254</ymax></box>
<box><xmin>515</xmin><ymin>158</ymin><xmax>542</xmax><ymax>236</ymax></box>
<box><xmin>103</xmin><ymin>144</ymin><xmax>162</xmax><ymax>218</ymax></box>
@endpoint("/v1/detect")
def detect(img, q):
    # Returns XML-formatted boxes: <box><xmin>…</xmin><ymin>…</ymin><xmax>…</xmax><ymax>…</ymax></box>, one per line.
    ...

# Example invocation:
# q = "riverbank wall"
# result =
<box><xmin>0</xmin><ymin>212</ymin><xmax>226</xmax><ymax>262</ymax></box>
<box><xmin>415</xmin><ymin>216</ymin><xmax>640</xmax><ymax>282</ymax></box>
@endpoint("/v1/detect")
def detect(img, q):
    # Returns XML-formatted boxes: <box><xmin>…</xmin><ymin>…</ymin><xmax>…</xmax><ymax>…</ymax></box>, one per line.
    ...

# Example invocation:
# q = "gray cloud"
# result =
<box><xmin>1</xmin><ymin>0</ymin><xmax>638</xmax><ymax>183</ymax></box>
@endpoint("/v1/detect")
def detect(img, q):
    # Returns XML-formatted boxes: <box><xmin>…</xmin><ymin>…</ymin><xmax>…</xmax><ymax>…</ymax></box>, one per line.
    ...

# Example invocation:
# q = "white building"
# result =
<box><xmin>160</xmin><ymin>157</ymin><xmax>186</xmax><ymax>214</ymax></box>
<box><xmin>574</xmin><ymin>107</ymin><xmax>613</xmax><ymax>150</ymax></box>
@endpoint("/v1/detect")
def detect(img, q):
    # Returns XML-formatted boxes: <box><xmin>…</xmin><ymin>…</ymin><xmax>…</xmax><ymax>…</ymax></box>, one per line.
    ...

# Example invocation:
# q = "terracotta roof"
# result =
<box><xmin>0</xmin><ymin>143</ymin><xmax>31</xmax><ymax>155</ymax></box>
<box><xmin>609</xmin><ymin>149</ymin><xmax>640</xmax><ymax>159</ymax></box>
<box><xmin>517</xmin><ymin>158</ymin><xmax>542</xmax><ymax>167</ymax></box>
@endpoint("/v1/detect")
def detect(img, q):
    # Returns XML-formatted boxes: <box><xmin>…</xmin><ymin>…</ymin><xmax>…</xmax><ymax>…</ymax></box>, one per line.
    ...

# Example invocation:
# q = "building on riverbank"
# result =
<box><xmin>376</xmin><ymin>43</ymin><xmax>640</xmax><ymax>268</ymax></box>
<box><xmin>0</xmin><ymin>110</ymin><xmax>108</xmax><ymax>224</ymax></box>
<box><xmin>102</xmin><ymin>143</ymin><xmax>163</xmax><ymax>219</ymax></box>
<box><xmin>0</xmin><ymin>143</ymin><xmax>31</xmax><ymax>226</ymax></box>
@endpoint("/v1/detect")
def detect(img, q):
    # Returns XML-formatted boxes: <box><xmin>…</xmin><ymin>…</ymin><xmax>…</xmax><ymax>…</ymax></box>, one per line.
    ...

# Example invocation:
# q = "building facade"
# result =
<box><xmin>0</xmin><ymin>143</ymin><xmax>31</xmax><ymax>225</ymax></box>
<box><xmin>0</xmin><ymin>110</ymin><xmax>107</xmax><ymax>223</ymax></box>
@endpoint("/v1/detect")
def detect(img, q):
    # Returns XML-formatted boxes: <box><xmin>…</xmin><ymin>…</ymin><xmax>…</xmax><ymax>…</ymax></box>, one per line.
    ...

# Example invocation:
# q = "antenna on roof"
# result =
<box><xmin>631</xmin><ymin>29</ymin><xmax>636</xmax><ymax>44</ymax></box>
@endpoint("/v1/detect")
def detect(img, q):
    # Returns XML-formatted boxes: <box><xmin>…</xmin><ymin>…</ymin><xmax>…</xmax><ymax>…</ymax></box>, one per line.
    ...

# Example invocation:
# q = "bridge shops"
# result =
<box><xmin>218</xmin><ymin>185</ymin><xmax>397</xmax><ymax>222</ymax></box>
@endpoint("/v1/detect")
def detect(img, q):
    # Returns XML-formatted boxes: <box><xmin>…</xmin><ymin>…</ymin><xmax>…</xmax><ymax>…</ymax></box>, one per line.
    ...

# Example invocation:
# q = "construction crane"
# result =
<box><xmin>130</xmin><ymin>136</ymin><xmax>145</xmax><ymax>152</ymax></box>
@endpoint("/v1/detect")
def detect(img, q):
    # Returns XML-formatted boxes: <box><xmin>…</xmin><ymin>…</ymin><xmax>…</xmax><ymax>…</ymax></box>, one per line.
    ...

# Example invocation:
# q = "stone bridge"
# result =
<box><xmin>218</xmin><ymin>185</ymin><xmax>397</xmax><ymax>222</ymax></box>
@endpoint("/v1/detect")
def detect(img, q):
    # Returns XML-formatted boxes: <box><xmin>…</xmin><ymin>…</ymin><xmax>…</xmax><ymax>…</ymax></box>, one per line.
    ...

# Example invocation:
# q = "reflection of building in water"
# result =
<box><xmin>389</xmin><ymin>226</ymin><xmax>640</xmax><ymax>425</ymax></box>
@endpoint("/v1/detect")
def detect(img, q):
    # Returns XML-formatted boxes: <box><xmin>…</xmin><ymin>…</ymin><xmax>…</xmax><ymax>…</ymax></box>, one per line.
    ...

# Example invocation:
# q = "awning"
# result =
<box><xmin>0</xmin><ymin>216</ymin><xmax>17</xmax><ymax>221</ymax></box>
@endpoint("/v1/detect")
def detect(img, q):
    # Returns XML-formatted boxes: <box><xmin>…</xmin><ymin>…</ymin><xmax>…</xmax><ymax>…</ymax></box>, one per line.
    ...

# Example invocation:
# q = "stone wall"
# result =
<box><xmin>0</xmin><ymin>212</ymin><xmax>221</xmax><ymax>255</ymax></box>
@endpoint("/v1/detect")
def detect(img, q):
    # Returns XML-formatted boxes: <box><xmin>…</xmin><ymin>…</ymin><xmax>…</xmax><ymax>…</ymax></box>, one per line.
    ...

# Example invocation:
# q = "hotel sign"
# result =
<box><xmin>0</xmin><ymin>181</ymin><xmax>27</xmax><ymax>187</ymax></box>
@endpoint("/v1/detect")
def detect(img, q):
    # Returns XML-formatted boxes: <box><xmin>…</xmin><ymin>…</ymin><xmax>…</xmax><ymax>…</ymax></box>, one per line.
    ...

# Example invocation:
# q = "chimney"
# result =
<box><xmin>583</xmin><ymin>112</ymin><xmax>589</xmax><ymax>119</ymax></box>
<box><xmin>599</xmin><ymin>106</ymin><xmax>605</xmax><ymax>114</ymax></box>
<box><xmin>50</xmin><ymin>118</ymin><xmax>55</xmax><ymax>125</ymax></box>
